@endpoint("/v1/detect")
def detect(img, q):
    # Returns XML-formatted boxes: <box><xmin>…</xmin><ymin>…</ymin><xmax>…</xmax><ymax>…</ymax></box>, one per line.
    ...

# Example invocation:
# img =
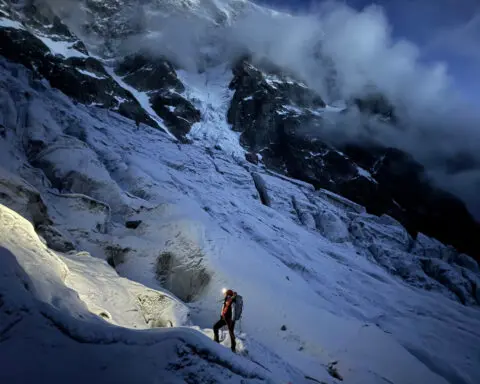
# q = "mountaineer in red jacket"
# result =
<box><xmin>213</xmin><ymin>289</ymin><xmax>237</xmax><ymax>352</ymax></box>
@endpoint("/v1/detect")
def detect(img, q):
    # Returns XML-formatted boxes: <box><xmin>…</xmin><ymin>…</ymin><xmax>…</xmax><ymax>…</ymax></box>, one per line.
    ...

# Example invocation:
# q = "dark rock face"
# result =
<box><xmin>351</xmin><ymin>93</ymin><xmax>397</xmax><ymax>122</ymax></box>
<box><xmin>115</xmin><ymin>54</ymin><xmax>200</xmax><ymax>140</ymax></box>
<box><xmin>228</xmin><ymin>60</ymin><xmax>325</xmax><ymax>155</ymax></box>
<box><xmin>228</xmin><ymin>60</ymin><xmax>336</xmax><ymax>181</ymax></box>
<box><xmin>342</xmin><ymin>145</ymin><xmax>480</xmax><ymax>259</ymax></box>
<box><xmin>279</xmin><ymin>117</ymin><xmax>361</xmax><ymax>189</ymax></box>
<box><xmin>115</xmin><ymin>54</ymin><xmax>184</xmax><ymax>93</ymax></box>
<box><xmin>227</xmin><ymin>59</ymin><xmax>374</xmax><ymax>196</ymax></box>
<box><xmin>0</xmin><ymin>27</ymin><xmax>156</xmax><ymax>127</ymax></box>
<box><xmin>228</xmin><ymin>60</ymin><xmax>480</xmax><ymax>259</ymax></box>
<box><xmin>150</xmin><ymin>91</ymin><xmax>201</xmax><ymax>139</ymax></box>
<box><xmin>245</xmin><ymin>152</ymin><xmax>258</xmax><ymax>165</ymax></box>
<box><xmin>125</xmin><ymin>220</ymin><xmax>142</xmax><ymax>229</ymax></box>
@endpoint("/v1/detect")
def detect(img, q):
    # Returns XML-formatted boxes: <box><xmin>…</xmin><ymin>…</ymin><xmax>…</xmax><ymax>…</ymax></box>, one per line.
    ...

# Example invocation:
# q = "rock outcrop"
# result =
<box><xmin>227</xmin><ymin>59</ymin><xmax>480</xmax><ymax>259</ymax></box>
<box><xmin>0</xmin><ymin>25</ymin><xmax>155</xmax><ymax>126</ymax></box>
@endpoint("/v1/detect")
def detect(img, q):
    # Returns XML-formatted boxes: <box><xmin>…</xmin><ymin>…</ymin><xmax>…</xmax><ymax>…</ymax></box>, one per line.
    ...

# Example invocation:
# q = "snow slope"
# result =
<box><xmin>0</xmin><ymin>204</ymin><xmax>280</xmax><ymax>384</ymax></box>
<box><xmin>1</xmin><ymin>57</ymin><xmax>480</xmax><ymax>384</ymax></box>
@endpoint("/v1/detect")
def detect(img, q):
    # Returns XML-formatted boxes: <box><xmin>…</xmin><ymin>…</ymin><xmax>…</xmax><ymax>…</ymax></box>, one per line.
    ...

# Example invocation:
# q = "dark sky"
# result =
<box><xmin>254</xmin><ymin>0</ymin><xmax>480</xmax><ymax>102</ymax></box>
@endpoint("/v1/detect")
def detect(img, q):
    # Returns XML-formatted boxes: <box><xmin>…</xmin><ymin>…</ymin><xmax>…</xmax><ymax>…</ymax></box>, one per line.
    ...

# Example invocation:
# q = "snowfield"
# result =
<box><xmin>0</xmin><ymin>56</ymin><xmax>480</xmax><ymax>384</ymax></box>
<box><xmin>0</xmin><ymin>206</ymin><xmax>276</xmax><ymax>384</ymax></box>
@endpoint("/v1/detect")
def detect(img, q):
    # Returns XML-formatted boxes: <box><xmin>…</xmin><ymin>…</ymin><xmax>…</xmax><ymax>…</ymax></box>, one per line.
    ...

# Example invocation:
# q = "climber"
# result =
<box><xmin>213</xmin><ymin>288</ymin><xmax>238</xmax><ymax>352</ymax></box>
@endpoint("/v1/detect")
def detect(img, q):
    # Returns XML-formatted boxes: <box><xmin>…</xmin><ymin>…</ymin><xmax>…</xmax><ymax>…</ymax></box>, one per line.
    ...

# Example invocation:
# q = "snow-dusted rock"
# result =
<box><xmin>251</xmin><ymin>172</ymin><xmax>271</xmax><ymax>207</ymax></box>
<box><xmin>314</xmin><ymin>209</ymin><xmax>350</xmax><ymax>243</ymax></box>
<box><xmin>250</xmin><ymin>171</ymin><xmax>316</xmax><ymax>224</ymax></box>
<box><xmin>0</xmin><ymin>164</ymin><xmax>78</xmax><ymax>253</ymax></box>
<box><xmin>36</xmin><ymin>224</ymin><xmax>76</xmax><ymax>253</ymax></box>
<box><xmin>31</xmin><ymin>135</ymin><xmax>128</xmax><ymax>216</ymax></box>
<box><xmin>421</xmin><ymin>258</ymin><xmax>478</xmax><ymax>305</ymax></box>
<box><xmin>45</xmin><ymin>191</ymin><xmax>110</xmax><ymax>234</ymax></box>
<box><xmin>0</xmin><ymin>166</ymin><xmax>51</xmax><ymax>226</ymax></box>
<box><xmin>110</xmin><ymin>203</ymin><xmax>215</xmax><ymax>303</ymax></box>
<box><xmin>460</xmin><ymin>268</ymin><xmax>480</xmax><ymax>305</ymax></box>
<box><xmin>412</xmin><ymin>232</ymin><xmax>457</xmax><ymax>262</ymax></box>
<box><xmin>349</xmin><ymin>212</ymin><xmax>412</xmax><ymax>252</ymax></box>
<box><xmin>317</xmin><ymin>188</ymin><xmax>367</xmax><ymax>214</ymax></box>
<box><xmin>0</xmin><ymin>14</ymin><xmax>156</xmax><ymax>127</ymax></box>
<box><xmin>292</xmin><ymin>195</ymin><xmax>317</xmax><ymax>229</ymax></box>
<box><xmin>455</xmin><ymin>253</ymin><xmax>479</xmax><ymax>273</ymax></box>
<box><xmin>22</xmin><ymin>98</ymin><xmax>66</xmax><ymax>156</ymax></box>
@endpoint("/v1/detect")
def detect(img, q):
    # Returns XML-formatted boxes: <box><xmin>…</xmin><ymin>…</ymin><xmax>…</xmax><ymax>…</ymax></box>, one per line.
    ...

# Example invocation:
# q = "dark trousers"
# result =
<box><xmin>213</xmin><ymin>317</ymin><xmax>236</xmax><ymax>352</ymax></box>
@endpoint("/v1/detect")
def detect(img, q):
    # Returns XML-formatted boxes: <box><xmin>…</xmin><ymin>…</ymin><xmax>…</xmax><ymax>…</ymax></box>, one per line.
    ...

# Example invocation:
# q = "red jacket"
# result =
<box><xmin>221</xmin><ymin>294</ymin><xmax>236</xmax><ymax>319</ymax></box>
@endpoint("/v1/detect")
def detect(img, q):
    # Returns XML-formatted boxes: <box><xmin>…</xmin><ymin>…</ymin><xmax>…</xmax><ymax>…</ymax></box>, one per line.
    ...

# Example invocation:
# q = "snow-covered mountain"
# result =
<box><xmin>1</xmin><ymin>1</ymin><xmax>480</xmax><ymax>384</ymax></box>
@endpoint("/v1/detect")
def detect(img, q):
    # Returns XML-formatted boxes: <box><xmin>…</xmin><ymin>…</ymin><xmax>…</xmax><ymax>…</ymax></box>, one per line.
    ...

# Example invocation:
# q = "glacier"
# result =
<box><xmin>0</xmin><ymin>55</ymin><xmax>479</xmax><ymax>384</ymax></box>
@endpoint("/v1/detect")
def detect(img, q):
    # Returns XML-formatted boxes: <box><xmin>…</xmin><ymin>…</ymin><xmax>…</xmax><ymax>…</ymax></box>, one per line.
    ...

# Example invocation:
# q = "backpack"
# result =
<box><xmin>233</xmin><ymin>294</ymin><xmax>243</xmax><ymax>321</ymax></box>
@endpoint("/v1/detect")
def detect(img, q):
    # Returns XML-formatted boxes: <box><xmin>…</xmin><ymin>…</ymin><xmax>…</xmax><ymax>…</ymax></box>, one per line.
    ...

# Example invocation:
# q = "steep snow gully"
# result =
<box><xmin>1</xmin><ymin>57</ymin><xmax>480</xmax><ymax>384</ymax></box>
